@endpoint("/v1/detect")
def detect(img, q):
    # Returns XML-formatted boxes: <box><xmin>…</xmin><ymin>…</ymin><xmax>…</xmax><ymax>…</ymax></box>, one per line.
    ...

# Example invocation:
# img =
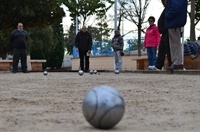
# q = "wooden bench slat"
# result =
<box><xmin>0</xmin><ymin>59</ymin><xmax>46</xmax><ymax>71</ymax></box>
<box><xmin>135</xmin><ymin>55</ymin><xmax>200</xmax><ymax>70</ymax></box>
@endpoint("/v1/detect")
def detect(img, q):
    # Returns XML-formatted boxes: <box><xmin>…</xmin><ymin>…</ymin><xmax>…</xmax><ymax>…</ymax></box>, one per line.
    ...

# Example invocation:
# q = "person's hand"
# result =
<box><xmin>142</xmin><ymin>47</ymin><xmax>145</xmax><ymax>51</ymax></box>
<box><xmin>76</xmin><ymin>48</ymin><xmax>79</xmax><ymax>52</ymax></box>
<box><xmin>87</xmin><ymin>50</ymin><xmax>91</xmax><ymax>56</ymax></box>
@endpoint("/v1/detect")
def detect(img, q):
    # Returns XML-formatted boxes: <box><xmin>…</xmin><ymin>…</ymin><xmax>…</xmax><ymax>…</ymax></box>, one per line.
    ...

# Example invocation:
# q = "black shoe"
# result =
<box><xmin>12</xmin><ymin>71</ymin><xmax>17</xmax><ymax>74</ymax></box>
<box><xmin>84</xmin><ymin>70</ymin><xmax>89</xmax><ymax>73</ymax></box>
<box><xmin>22</xmin><ymin>71</ymin><xmax>29</xmax><ymax>73</ymax></box>
<box><xmin>167</xmin><ymin>64</ymin><xmax>183</xmax><ymax>70</ymax></box>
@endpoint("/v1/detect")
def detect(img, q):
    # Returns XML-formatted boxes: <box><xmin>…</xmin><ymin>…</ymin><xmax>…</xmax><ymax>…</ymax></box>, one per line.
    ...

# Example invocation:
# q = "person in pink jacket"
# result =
<box><xmin>143</xmin><ymin>16</ymin><xmax>161</xmax><ymax>70</ymax></box>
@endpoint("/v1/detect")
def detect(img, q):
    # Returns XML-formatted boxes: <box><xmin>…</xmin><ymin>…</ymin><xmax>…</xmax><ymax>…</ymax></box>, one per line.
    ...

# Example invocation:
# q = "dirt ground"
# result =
<box><xmin>0</xmin><ymin>71</ymin><xmax>199</xmax><ymax>132</ymax></box>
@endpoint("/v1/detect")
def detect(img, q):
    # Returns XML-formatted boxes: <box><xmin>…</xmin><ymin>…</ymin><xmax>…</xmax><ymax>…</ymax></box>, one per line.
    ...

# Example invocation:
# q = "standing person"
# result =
<box><xmin>165</xmin><ymin>0</ymin><xmax>188</xmax><ymax>71</ymax></box>
<box><xmin>154</xmin><ymin>0</ymin><xmax>172</xmax><ymax>70</ymax></box>
<box><xmin>111</xmin><ymin>30</ymin><xmax>124</xmax><ymax>72</ymax></box>
<box><xmin>10</xmin><ymin>22</ymin><xmax>28</xmax><ymax>73</ymax></box>
<box><xmin>75</xmin><ymin>26</ymin><xmax>92</xmax><ymax>72</ymax></box>
<box><xmin>143</xmin><ymin>16</ymin><xmax>161</xmax><ymax>70</ymax></box>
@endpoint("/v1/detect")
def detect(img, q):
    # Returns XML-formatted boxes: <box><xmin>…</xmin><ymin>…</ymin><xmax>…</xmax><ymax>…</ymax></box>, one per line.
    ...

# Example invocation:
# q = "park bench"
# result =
<box><xmin>135</xmin><ymin>55</ymin><xmax>200</xmax><ymax>70</ymax></box>
<box><xmin>0</xmin><ymin>59</ymin><xmax>46</xmax><ymax>71</ymax></box>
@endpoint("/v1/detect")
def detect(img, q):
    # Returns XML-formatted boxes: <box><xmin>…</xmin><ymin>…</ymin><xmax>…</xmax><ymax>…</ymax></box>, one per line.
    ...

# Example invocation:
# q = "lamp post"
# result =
<box><xmin>114</xmin><ymin>0</ymin><xmax>117</xmax><ymax>30</ymax></box>
<box><xmin>76</xmin><ymin>0</ymin><xmax>79</xmax><ymax>34</ymax></box>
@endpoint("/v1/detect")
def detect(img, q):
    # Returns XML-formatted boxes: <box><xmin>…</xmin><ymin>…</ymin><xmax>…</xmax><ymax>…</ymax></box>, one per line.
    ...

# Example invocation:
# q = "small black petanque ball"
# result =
<box><xmin>43</xmin><ymin>71</ymin><xmax>48</xmax><ymax>76</ymax></box>
<box><xmin>78</xmin><ymin>70</ymin><xmax>84</xmax><ymax>76</ymax></box>
<box><xmin>82</xmin><ymin>85</ymin><xmax>125</xmax><ymax>129</ymax></box>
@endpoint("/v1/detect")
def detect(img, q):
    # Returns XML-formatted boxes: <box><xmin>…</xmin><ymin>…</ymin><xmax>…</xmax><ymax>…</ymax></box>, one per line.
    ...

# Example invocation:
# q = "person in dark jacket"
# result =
<box><xmin>165</xmin><ymin>0</ymin><xmax>187</xmax><ymax>71</ymax></box>
<box><xmin>75</xmin><ymin>26</ymin><xmax>92</xmax><ymax>72</ymax></box>
<box><xmin>10</xmin><ymin>22</ymin><xmax>28</xmax><ymax>73</ymax></box>
<box><xmin>154</xmin><ymin>0</ymin><xmax>171</xmax><ymax>70</ymax></box>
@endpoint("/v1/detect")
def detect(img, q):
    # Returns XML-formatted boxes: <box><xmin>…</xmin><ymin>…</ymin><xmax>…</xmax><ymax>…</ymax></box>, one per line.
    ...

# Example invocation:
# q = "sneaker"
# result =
<box><xmin>191</xmin><ymin>54</ymin><xmax>198</xmax><ymax>60</ymax></box>
<box><xmin>167</xmin><ymin>64</ymin><xmax>184</xmax><ymax>71</ymax></box>
<box><xmin>148</xmin><ymin>66</ymin><xmax>154</xmax><ymax>70</ymax></box>
<box><xmin>152</xmin><ymin>66</ymin><xmax>161</xmax><ymax>71</ymax></box>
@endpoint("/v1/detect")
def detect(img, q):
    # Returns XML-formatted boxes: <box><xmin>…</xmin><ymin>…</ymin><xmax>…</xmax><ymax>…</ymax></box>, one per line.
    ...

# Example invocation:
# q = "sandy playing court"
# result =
<box><xmin>0</xmin><ymin>71</ymin><xmax>199</xmax><ymax>131</ymax></box>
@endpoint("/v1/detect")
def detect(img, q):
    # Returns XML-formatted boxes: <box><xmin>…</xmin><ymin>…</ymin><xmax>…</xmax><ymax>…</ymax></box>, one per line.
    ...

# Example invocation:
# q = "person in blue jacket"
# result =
<box><xmin>165</xmin><ymin>0</ymin><xmax>187</xmax><ymax>71</ymax></box>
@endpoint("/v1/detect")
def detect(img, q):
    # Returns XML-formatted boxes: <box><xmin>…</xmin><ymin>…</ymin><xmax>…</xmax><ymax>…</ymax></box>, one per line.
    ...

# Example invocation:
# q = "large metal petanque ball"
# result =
<box><xmin>82</xmin><ymin>85</ymin><xmax>125</xmax><ymax>129</ymax></box>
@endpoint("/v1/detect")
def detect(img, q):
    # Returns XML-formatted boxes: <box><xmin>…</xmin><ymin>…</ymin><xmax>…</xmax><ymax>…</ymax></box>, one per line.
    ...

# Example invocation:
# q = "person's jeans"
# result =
<box><xmin>147</xmin><ymin>47</ymin><xmax>157</xmax><ymax>66</ymax></box>
<box><xmin>114</xmin><ymin>50</ymin><xmax>122</xmax><ymax>71</ymax></box>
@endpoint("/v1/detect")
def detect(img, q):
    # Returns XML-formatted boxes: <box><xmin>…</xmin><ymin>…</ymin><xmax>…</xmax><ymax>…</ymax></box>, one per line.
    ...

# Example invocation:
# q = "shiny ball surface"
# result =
<box><xmin>93</xmin><ymin>70</ymin><xmax>97</xmax><ymax>74</ymax></box>
<box><xmin>114</xmin><ymin>70</ymin><xmax>119</xmax><ymax>74</ymax></box>
<box><xmin>78</xmin><ymin>70</ymin><xmax>84</xmax><ymax>76</ymax></box>
<box><xmin>90</xmin><ymin>70</ymin><xmax>94</xmax><ymax>75</ymax></box>
<box><xmin>82</xmin><ymin>85</ymin><xmax>125</xmax><ymax>129</ymax></box>
<box><xmin>43</xmin><ymin>71</ymin><xmax>48</xmax><ymax>76</ymax></box>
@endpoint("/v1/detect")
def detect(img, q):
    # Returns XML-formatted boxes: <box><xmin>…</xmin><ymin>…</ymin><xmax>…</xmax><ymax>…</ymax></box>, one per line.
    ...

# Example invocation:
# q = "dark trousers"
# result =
<box><xmin>12</xmin><ymin>49</ymin><xmax>27</xmax><ymax>72</ymax></box>
<box><xmin>79</xmin><ymin>50</ymin><xmax>89</xmax><ymax>72</ymax></box>
<box><xmin>156</xmin><ymin>33</ymin><xmax>171</xmax><ymax>69</ymax></box>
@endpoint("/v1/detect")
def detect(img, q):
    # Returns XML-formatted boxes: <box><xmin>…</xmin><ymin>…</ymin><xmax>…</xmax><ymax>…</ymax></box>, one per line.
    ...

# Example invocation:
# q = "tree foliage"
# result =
<box><xmin>62</xmin><ymin>0</ymin><xmax>114</xmax><ymax>26</ymax></box>
<box><xmin>29</xmin><ymin>24</ymin><xmax>65</xmax><ymax>69</ymax></box>
<box><xmin>0</xmin><ymin>0</ymin><xmax>65</xmax><ymax>56</ymax></box>
<box><xmin>0</xmin><ymin>0</ymin><xmax>65</xmax><ymax>32</ymax></box>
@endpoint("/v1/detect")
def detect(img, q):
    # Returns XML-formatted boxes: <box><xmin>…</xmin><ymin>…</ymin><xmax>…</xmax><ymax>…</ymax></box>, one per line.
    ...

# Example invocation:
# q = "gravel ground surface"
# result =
<box><xmin>0</xmin><ymin>71</ymin><xmax>199</xmax><ymax>131</ymax></box>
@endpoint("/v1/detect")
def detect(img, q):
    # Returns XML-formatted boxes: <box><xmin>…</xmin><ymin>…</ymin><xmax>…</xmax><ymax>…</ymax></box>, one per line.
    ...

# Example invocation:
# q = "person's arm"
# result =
<box><xmin>155</xmin><ymin>26</ymin><xmax>161</xmax><ymax>47</ymax></box>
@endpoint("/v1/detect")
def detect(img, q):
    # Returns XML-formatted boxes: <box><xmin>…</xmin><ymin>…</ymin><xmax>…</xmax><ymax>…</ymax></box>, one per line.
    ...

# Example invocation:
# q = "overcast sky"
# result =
<box><xmin>62</xmin><ymin>0</ymin><xmax>200</xmax><ymax>40</ymax></box>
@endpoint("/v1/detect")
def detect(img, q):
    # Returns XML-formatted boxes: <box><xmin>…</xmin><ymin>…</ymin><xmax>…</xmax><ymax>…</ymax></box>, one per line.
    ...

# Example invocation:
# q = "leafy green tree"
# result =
<box><xmin>29</xmin><ymin>24</ymin><xmax>65</xmax><ymax>69</ymax></box>
<box><xmin>29</xmin><ymin>27</ymin><xmax>55</xmax><ymax>60</ymax></box>
<box><xmin>96</xmin><ymin>16</ymin><xmax>112</xmax><ymax>41</ymax></box>
<box><xmin>0</xmin><ymin>0</ymin><xmax>65</xmax><ymax>32</ymax></box>
<box><xmin>0</xmin><ymin>0</ymin><xmax>65</xmax><ymax>56</ymax></box>
<box><xmin>124</xmin><ymin>39</ymin><xmax>138</xmax><ymax>54</ymax></box>
<box><xmin>0</xmin><ymin>31</ymin><xmax>10</xmax><ymax>58</ymax></box>
<box><xmin>62</xmin><ymin>0</ymin><xmax>114</xmax><ymax>26</ymax></box>
<box><xmin>65</xmin><ymin>24</ymin><xmax>76</xmax><ymax>55</ymax></box>
<box><xmin>47</xmin><ymin>24</ymin><xmax>65</xmax><ymax>69</ymax></box>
